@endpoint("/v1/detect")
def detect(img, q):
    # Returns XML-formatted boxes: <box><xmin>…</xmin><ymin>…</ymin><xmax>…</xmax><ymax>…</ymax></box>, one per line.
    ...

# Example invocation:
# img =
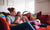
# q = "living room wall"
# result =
<box><xmin>35</xmin><ymin>0</ymin><xmax>50</xmax><ymax>15</ymax></box>
<box><xmin>0</xmin><ymin>0</ymin><xmax>35</xmax><ymax>14</ymax></box>
<box><xmin>0</xmin><ymin>0</ymin><xmax>8</xmax><ymax>12</ymax></box>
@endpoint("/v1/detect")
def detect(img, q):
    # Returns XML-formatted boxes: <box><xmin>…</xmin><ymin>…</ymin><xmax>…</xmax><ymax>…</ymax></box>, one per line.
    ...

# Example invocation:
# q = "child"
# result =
<box><xmin>15</xmin><ymin>12</ymin><xmax>23</xmax><ymax>24</ymax></box>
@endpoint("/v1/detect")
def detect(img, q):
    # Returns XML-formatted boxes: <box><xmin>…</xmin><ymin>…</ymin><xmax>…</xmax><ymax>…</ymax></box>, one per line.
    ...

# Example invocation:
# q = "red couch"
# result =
<box><xmin>0</xmin><ymin>12</ymin><xmax>50</xmax><ymax>30</ymax></box>
<box><xmin>37</xmin><ymin>12</ymin><xmax>50</xmax><ymax>25</ymax></box>
<box><xmin>1</xmin><ymin>12</ymin><xmax>50</xmax><ymax>24</ymax></box>
<box><xmin>0</xmin><ymin>17</ymin><xmax>10</xmax><ymax>30</ymax></box>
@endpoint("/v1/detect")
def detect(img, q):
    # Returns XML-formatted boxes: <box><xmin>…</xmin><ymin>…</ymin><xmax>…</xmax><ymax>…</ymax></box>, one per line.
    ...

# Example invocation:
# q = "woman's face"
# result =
<box><xmin>10</xmin><ymin>10</ymin><xmax>16</xmax><ymax>16</ymax></box>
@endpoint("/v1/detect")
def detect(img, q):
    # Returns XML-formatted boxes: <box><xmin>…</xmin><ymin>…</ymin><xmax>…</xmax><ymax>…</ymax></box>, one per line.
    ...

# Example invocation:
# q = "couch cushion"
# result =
<box><xmin>47</xmin><ymin>15</ymin><xmax>50</xmax><ymax>25</ymax></box>
<box><xmin>2</xmin><ymin>12</ymin><xmax>10</xmax><ymax>17</ymax></box>
<box><xmin>37</xmin><ymin>15</ymin><xmax>48</xmax><ymax>24</ymax></box>
<box><xmin>0</xmin><ymin>13</ymin><xmax>6</xmax><ymax>20</ymax></box>
<box><xmin>0</xmin><ymin>18</ymin><xmax>10</xmax><ymax>30</ymax></box>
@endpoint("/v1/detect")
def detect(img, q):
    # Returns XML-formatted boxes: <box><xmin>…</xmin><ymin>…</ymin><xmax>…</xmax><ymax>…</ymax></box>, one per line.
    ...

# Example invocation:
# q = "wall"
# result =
<box><xmin>0</xmin><ymin>0</ymin><xmax>35</xmax><ymax>14</ymax></box>
<box><xmin>35</xmin><ymin>0</ymin><xmax>50</xmax><ymax>15</ymax></box>
<box><xmin>0</xmin><ymin>0</ymin><xmax>8</xmax><ymax>12</ymax></box>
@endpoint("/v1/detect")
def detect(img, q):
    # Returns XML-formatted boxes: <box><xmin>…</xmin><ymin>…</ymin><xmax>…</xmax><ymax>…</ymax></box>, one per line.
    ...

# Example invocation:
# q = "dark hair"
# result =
<box><xmin>8</xmin><ymin>8</ymin><xmax>15</xmax><ymax>12</ymax></box>
<box><xmin>17</xmin><ymin>11</ymin><xmax>20</xmax><ymax>14</ymax></box>
<box><xmin>16</xmin><ymin>11</ymin><xmax>20</xmax><ymax>16</ymax></box>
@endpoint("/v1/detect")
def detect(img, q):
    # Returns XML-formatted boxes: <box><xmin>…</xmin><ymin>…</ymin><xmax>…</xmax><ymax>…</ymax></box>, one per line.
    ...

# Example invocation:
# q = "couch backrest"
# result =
<box><xmin>2</xmin><ymin>12</ymin><xmax>10</xmax><ymax>17</ymax></box>
<box><xmin>0</xmin><ymin>17</ymin><xmax>10</xmax><ymax>30</ymax></box>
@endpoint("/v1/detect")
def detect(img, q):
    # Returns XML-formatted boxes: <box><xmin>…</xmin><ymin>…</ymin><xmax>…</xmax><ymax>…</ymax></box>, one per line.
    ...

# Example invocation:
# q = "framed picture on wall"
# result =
<box><xmin>0</xmin><ymin>0</ymin><xmax>4</xmax><ymax>5</ymax></box>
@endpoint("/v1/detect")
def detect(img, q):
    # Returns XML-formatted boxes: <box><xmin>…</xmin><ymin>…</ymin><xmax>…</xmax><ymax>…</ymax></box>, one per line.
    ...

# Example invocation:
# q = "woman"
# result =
<box><xmin>6</xmin><ymin>8</ymin><xmax>35</xmax><ymax>30</ymax></box>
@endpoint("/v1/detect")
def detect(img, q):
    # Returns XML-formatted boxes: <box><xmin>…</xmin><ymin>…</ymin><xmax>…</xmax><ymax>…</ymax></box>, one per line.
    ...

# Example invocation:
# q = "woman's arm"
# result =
<box><xmin>8</xmin><ymin>23</ymin><xmax>16</xmax><ymax>27</ymax></box>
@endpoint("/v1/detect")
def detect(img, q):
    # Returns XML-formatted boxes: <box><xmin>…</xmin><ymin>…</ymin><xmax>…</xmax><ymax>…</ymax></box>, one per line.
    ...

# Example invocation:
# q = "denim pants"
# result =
<box><xmin>40</xmin><ymin>24</ymin><xmax>47</xmax><ymax>27</ymax></box>
<box><xmin>10</xmin><ymin>22</ymin><xmax>35</xmax><ymax>30</ymax></box>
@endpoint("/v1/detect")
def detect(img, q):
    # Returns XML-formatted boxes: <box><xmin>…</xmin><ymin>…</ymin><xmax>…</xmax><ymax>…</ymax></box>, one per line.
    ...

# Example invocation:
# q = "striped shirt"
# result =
<box><xmin>7</xmin><ymin>15</ymin><xmax>15</xmax><ymax>24</ymax></box>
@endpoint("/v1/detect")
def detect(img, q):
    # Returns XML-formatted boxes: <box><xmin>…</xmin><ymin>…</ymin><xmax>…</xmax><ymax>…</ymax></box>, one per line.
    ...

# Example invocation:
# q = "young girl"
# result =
<box><xmin>15</xmin><ymin>11</ymin><xmax>30</xmax><ymax>24</ymax></box>
<box><xmin>15</xmin><ymin>12</ymin><xmax>23</xmax><ymax>24</ymax></box>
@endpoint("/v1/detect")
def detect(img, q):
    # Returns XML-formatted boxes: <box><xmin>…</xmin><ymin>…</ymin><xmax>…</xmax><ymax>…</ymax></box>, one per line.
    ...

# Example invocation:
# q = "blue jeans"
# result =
<box><xmin>10</xmin><ymin>22</ymin><xmax>35</xmax><ymax>30</ymax></box>
<box><xmin>40</xmin><ymin>24</ymin><xmax>47</xmax><ymax>27</ymax></box>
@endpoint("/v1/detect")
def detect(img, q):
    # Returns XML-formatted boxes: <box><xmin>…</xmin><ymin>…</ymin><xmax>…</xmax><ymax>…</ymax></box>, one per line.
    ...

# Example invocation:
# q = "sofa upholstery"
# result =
<box><xmin>47</xmin><ymin>15</ymin><xmax>50</xmax><ymax>25</ymax></box>
<box><xmin>37</xmin><ymin>25</ymin><xmax>50</xmax><ymax>30</ymax></box>
<box><xmin>0</xmin><ymin>17</ymin><xmax>10</xmax><ymax>30</ymax></box>
<box><xmin>1</xmin><ymin>12</ymin><xmax>50</xmax><ymax>24</ymax></box>
<box><xmin>0</xmin><ymin>12</ymin><xmax>50</xmax><ymax>30</ymax></box>
<box><xmin>2</xmin><ymin>12</ymin><xmax>10</xmax><ymax>17</ymax></box>
<box><xmin>37</xmin><ymin>12</ymin><xmax>50</xmax><ymax>24</ymax></box>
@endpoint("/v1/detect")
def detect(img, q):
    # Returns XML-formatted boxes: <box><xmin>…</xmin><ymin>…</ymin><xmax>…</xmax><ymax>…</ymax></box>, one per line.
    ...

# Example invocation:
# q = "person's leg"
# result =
<box><xmin>40</xmin><ymin>24</ymin><xmax>47</xmax><ymax>27</ymax></box>
<box><xmin>20</xmin><ymin>22</ymin><xmax>35</xmax><ymax>30</ymax></box>
<box><xmin>10</xmin><ymin>22</ymin><xmax>35</xmax><ymax>30</ymax></box>
<box><xmin>24</xmin><ymin>22</ymin><xmax>35</xmax><ymax>30</ymax></box>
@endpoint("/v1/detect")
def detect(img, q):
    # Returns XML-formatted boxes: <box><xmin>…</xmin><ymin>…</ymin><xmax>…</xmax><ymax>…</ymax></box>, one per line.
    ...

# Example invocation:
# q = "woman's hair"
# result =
<box><xmin>8</xmin><ymin>8</ymin><xmax>15</xmax><ymax>12</ymax></box>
